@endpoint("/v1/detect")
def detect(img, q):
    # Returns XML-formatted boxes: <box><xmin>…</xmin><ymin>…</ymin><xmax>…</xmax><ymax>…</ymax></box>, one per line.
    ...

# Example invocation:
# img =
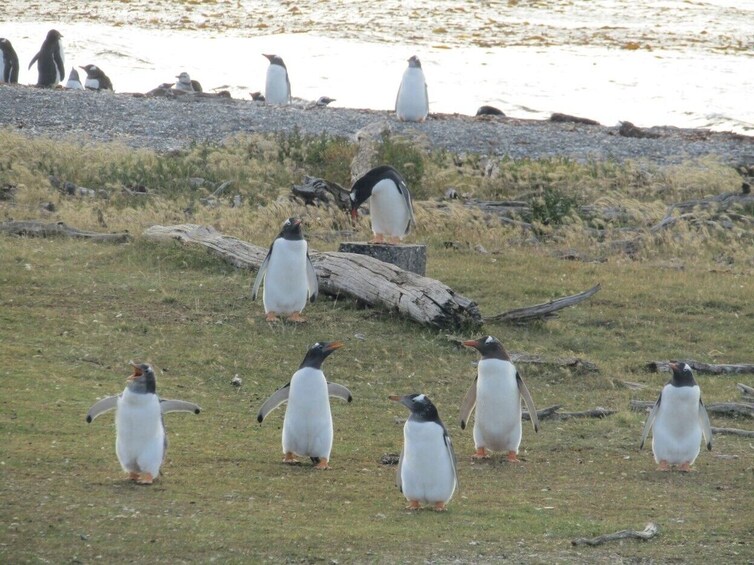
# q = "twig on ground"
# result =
<box><xmin>571</xmin><ymin>522</ymin><xmax>659</xmax><ymax>547</ymax></box>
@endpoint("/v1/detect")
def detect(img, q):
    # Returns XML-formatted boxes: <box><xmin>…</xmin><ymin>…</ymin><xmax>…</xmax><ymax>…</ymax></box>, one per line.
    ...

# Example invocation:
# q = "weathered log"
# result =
<box><xmin>737</xmin><ymin>383</ymin><xmax>754</xmax><ymax>397</ymax></box>
<box><xmin>549</xmin><ymin>112</ymin><xmax>600</xmax><ymax>126</ymax></box>
<box><xmin>338</xmin><ymin>242</ymin><xmax>427</xmax><ymax>276</ymax></box>
<box><xmin>523</xmin><ymin>405</ymin><xmax>615</xmax><ymax>421</ymax></box>
<box><xmin>631</xmin><ymin>400</ymin><xmax>753</xmax><ymax>418</ymax></box>
<box><xmin>572</xmin><ymin>523</ymin><xmax>659</xmax><ymax>547</ymax></box>
<box><xmin>0</xmin><ymin>220</ymin><xmax>132</xmax><ymax>243</ymax></box>
<box><xmin>646</xmin><ymin>361</ymin><xmax>754</xmax><ymax>375</ymax></box>
<box><xmin>485</xmin><ymin>283</ymin><xmax>601</xmax><ymax>323</ymax></box>
<box><xmin>522</xmin><ymin>405</ymin><xmax>562</xmax><ymax>421</ymax></box>
<box><xmin>291</xmin><ymin>176</ymin><xmax>352</xmax><ymax>211</ymax></box>
<box><xmin>619</xmin><ymin>381</ymin><xmax>648</xmax><ymax>390</ymax></box>
<box><xmin>711</xmin><ymin>427</ymin><xmax>754</xmax><ymax>438</ymax></box>
<box><xmin>668</xmin><ymin>191</ymin><xmax>754</xmax><ymax>215</ymax></box>
<box><xmin>142</xmin><ymin>224</ymin><xmax>482</xmax><ymax>330</ymax></box>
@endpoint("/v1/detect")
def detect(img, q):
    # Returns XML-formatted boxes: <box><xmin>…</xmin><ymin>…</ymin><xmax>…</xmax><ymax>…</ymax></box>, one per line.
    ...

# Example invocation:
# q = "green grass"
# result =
<box><xmin>1</xmin><ymin>131</ymin><xmax>753</xmax><ymax>563</ymax></box>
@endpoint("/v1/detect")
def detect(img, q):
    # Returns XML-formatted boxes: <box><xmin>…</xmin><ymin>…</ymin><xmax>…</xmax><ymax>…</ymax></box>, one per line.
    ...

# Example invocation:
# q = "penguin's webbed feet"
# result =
<box><xmin>678</xmin><ymin>462</ymin><xmax>694</xmax><ymax>473</ymax></box>
<box><xmin>433</xmin><ymin>502</ymin><xmax>448</xmax><ymax>512</ymax></box>
<box><xmin>405</xmin><ymin>500</ymin><xmax>421</xmax><ymax>511</ymax></box>
<box><xmin>471</xmin><ymin>447</ymin><xmax>490</xmax><ymax>460</ymax></box>
<box><xmin>128</xmin><ymin>471</ymin><xmax>140</xmax><ymax>482</ymax></box>
<box><xmin>283</xmin><ymin>452</ymin><xmax>299</xmax><ymax>465</ymax></box>
<box><xmin>658</xmin><ymin>460</ymin><xmax>671</xmax><ymax>472</ymax></box>
<box><xmin>313</xmin><ymin>458</ymin><xmax>330</xmax><ymax>470</ymax></box>
<box><xmin>506</xmin><ymin>451</ymin><xmax>521</xmax><ymax>463</ymax></box>
<box><xmin>265</xmin><ymin>312</ymin><xmax>280</xmax><ymax>323</ymax></box>
<box><xmin>136</xmin><ymin>473</ymin><xmax>154</xmax><ymax>485</ymax></box>
<box><xmin>286</xmin><ymin>312</ymin><xmax>307</xmax><ymax>324</ymax></box>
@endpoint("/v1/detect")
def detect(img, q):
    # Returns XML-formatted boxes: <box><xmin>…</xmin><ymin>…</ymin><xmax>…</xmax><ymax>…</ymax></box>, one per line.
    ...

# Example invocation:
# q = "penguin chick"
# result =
<box><xmin>349</xmin><ymin>165</ymin><xmax>415</xmax><ymax>244</ymax></box>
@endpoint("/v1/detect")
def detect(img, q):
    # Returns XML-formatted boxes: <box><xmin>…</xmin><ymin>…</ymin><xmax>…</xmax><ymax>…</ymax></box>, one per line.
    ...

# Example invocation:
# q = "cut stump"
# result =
<box><xmin>338</xmin><ymin>242</ymin><xmax>427</xmax><ymax>276</ymax></box>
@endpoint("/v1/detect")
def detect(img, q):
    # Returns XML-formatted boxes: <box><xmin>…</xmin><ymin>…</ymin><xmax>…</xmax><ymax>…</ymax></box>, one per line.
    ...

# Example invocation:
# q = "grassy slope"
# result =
<box><xmin>1</xmin><ymin>131</ymin><xmax>753</xmax><ymax>563</ymax></box>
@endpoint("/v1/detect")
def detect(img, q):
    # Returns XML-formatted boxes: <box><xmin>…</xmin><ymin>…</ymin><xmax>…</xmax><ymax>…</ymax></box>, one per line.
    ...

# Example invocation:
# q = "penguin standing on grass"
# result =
<box><xmin>395</xmin><ymin>55</ymin><xmax>428</xmax><ymax>122</ymax></box>
<box><xmin>80</xmin><ymin>64</ymin><xmax>113</xmax><ymax>91</ymax></box>
<box><xmin>251</xmin><ymin>217</ymin><xmax>318</xmax><ymax>323</ymax></box>
<box><xmin>0</xmin><ymin>38</ymin><xmax>20</xmax><ymax>83</ymax></box>
<box><xmin>28</xmin><ymin>29</ymin><xmax>65</xmax><ymax>87</ymax></box>
<box><xmin>460</xmin><ymin>336</ymin><xmax>540</xmax><ymax>462</ymax></box>
<box><xmin>640</xmin><ymin>362</ymin><xmax>713</xmax><ymax>472</ymax></box>
<box><xmin>390</xmin><ymin>393</ymin><xmax>457</xmax><ymax>511</ymax></box>
<box><xmin>349</xmin><ymin>165</ymin><xmax>416</xmax><ymax>244</ymax></box>
<box><xmin>263</xmin><ymin>53</ymin><xmax>291</xmax><ymax>105</ymax></box>
<box><xmin>257</xmin><ymin>341</ymin><xmax>352</xmax><ymax>469</ymax></box>
<box><xmin>86</xmin><ymin>362</ymin><xmax>201</xmax><ymax>485</ymax></box>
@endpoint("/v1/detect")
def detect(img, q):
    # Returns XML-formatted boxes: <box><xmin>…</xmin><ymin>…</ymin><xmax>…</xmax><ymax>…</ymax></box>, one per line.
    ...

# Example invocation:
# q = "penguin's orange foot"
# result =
<box><xmin>406</xmin><ymin>500</ymin><xmax>421</xmax><ymax>511</ymax></box>
<box><xmin>678</xmin><ymin>462</ymin><xmax>694</xmax><ymax>473</ymax></box>
<box><xmin>137</xmin><ymin>473</ymin><xmax>154</xmax><ymax>485</ymax></box>
<box><xmin>370</xmin><ymin>234</ymin><xmax>386</xmax><ymax>244</ymax></box>
<box><xmin>472</xmin><ymin>447</ymin><xmax>489</xmax><ymax>459</ymax></box>
<box><xmin>314</xmin><ymin>458</ymin><xmax>330</xmax><ymax>470</ymax></box>
<box><xmin>265</xmin><ymin>312</ymin><xmax>279</xmax><ymax>322</ymax></box>
<box><xmin>658</xmin><ymin>460</ymin><xmax>671</xmax><ymax>472</ymax></box>
<box><xmin>128</xmin><ymin>472</ymin><xmax>140</xmax><ymax>481</ymax></box>
<box><xmin>283</xmin><ymin>452</ymin><xmax>298</xmax><ymax>465</ymax></box>
<box><xmin>506</xmin><ymin>451</ymin><xmax>521</xmax><ymax>463</ymax></box>
<box><xmin>433</xmin><ymin>502</ymin><xmax>448</xmax><ymax>512</ymax></box>
<box><xmin>386</xmin><ymin>237</ymin><xmax>401</xmax><ymax>245</ymax></box>
<box><xmin>287</xmin><ymin>312</ymin><xmax>307</xmax><ymax>324</ymax></box>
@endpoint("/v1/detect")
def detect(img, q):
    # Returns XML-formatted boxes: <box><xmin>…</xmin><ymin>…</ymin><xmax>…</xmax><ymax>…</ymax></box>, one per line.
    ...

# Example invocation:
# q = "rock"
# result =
<box><xmin>338</xmin><ymin>242</ymin><xmax>427</xmax><ymax>276</ymax></box>
<box><xmin>550</xmin><ymin>112</ymin><xmax>600</xmax><ymax>126</ymax></box>
<box><xmin>618</xmin><ymin>121</ymin><xmax>661</xmax><ymax>139</ymax></box>
<box><xmin>475</xmin><ymin>105</ymin><xmax>505</xmax><ymax>117</ymax></box>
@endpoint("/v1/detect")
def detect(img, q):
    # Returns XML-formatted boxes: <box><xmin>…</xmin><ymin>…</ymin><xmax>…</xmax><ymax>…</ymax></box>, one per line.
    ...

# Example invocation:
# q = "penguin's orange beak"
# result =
<box><xmin>668</xmin><ymin>362</ymin><xmax>679</xmax><ymax>371</ymax></box>
<box><xmin>325</xmin><ymin>341</ymin><xmax>345</xmax><ymax>352</ymax></box>
<box><xmin>350</xmin><ymin>208</ymin><xmax>359</xmax><ymax>219</ymax></box>
<box><xmin>127</xmin><ymin>363</ymin><xmax>143</xmax><ymax>381</ymax></box>
<box><xmin>462</xmin><ymin>339</ymin><xmax>479</xmax><ymax>348</ymax></box>
<box><xmin>388</xmin><ymin>395</ymin><xmax>401</xmax><ymax>402</ymax></box>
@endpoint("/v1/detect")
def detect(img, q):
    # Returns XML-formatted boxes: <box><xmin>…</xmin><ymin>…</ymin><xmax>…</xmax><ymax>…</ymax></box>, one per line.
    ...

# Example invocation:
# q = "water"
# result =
<box><xmin>2</xmin><ymin>1</ymin><xmax>753</xmax><ymax>133</ymax></box>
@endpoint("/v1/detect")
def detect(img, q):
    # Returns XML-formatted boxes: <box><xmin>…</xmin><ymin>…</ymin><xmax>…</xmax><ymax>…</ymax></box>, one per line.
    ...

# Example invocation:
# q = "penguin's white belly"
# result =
<box><xmin>85</xmin><ymin>77</ymin><xmax>100</xmax><ymax>90</ymax></box>
<box><xmin>283</xmin><ymin>368</ymin><xmax>333</xmax><ymax>459</ymax></box>
<box><xmin>265</xmin><ymin>65</ymin><xmax>289</xmax><ymax>104</ymax></box>
<box><xmin>396</xmin><ymin>68</ymin><xmax>428</xmax><ymax>122</ymax></box>
<box><xmin>473</xmin><ymin>360</ymin><xmax>522</xmax><ymax>452</ymax></box>
<box><xmin>263</xmin><ymin>239</ymin><xmax>309</xmax><ymax>314</ymax></box>
<box><xmin>652</xmin><ymin>386</ymin><xmax>703</xmax><ymax>465</ymax></box>
<box><xmin>370</xmin><ymin>181</ymin><xmax>411</xmax><ymax>239</ymax></box>
<box><xmin>56</xmin><ymin>46</ymin><xmax>65</xmax><ymax>83</ymax></box>
<box><xmin>115</xmin><ymin>390</ymin><xmax>164</xmax><ymax>476</ymax></box>
<box><xmin>401</xmin><ymin>421</ymin><xmax>456</xmax><ymax>504</ymax></box>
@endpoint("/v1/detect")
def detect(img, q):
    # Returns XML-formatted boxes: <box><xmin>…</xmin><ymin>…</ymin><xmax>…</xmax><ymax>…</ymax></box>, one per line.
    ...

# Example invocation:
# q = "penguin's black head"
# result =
<box><xmin>279</xmin><ymin>217</ymin><xmax>303</xmax><ymax>240</ymax></box>
<box><xmin>80</xmin><ymin>64</ymin><xmax>100</xmax><ymax>77</ymax></box>
<box><xmin>126</xmin><ymin>362</ymin><xmax>157</xmax><ymax>394</ymax></box>
<box><xmin>349</xmin><ymin>165</ymin><xmax>405</xmax><ymax>216</ymax></box>
<box><xmin>463</xmin><ymin>336</ymin><xmax>510</xmax><ymax>361</ymax></box>
<box><xmin>389</xmin><ymin>393</ymin><xmax>439</xmax><ymax>422</ymax></box>
<box><xmin>263</xmin><ymin>54</ymin><xmax>286</xmax><ymax>68</ymax></box>
<box><xmin>669</xmin><ymin>362</ymin><xmax>696</xmax><ymax>388</ymax></box>
<box><xmin>407</xmin><ymin>55</ymin><xmax>422</xmax><ymax>69</ymax></box>
<box><xmin>300</xmin><ymin>341</ymin><xmax>344</xmax><ymax>370</ymax></box>
<box><xmin>46</xmin><ymin>30</ymin><xmax>63</xmax><ymax>42</ymax></box>
<box><xmin>0</xmin><ymin>38</ymin><xmax>12</xmax><ymax>51</ymax></box>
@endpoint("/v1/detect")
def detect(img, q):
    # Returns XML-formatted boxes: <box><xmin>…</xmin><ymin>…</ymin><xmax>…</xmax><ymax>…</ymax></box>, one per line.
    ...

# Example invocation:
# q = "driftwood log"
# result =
<box><xmin>630</xmin><ymin>400</ymin><xmax>753</xmax><ymax>418</ymax></box>
<box><xmin>485</xmin><ymin>283</ymin><xmax>601</xmax><ymax>323</ymax></box>
<box><xmin>0</xmin><ymin>220</ymin><xmax>132</xmax><ymax>243</ymax></box>
<box><xmin>523</xmin><ymin>405</ymin><xmax>615</xmax><ymax>421</ymax></box>
<box><xmin>646</xmin><ymin>361</ymin><xmax>754</xmax><ymax>375</ymax></box>
<box><xmin>142</xmin><ymin>224</ymin><xmax>482</xmax><ymax>330</ymax></box>
<box><xmin>571</xmin><ymin>523</ymin><xmax>659</xmax><ymax>547</ymax></box>
<box><xmin>711</xmin><ymin>427</ymin><xmax>754</xmax><ymax>438</ymax></box>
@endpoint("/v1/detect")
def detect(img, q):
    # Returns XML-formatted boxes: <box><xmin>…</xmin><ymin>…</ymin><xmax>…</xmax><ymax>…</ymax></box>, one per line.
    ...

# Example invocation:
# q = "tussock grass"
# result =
<box><xmin>1</xmin><ymin>130</ymin><xmax>753</xmax><ymax>563</ymax></box>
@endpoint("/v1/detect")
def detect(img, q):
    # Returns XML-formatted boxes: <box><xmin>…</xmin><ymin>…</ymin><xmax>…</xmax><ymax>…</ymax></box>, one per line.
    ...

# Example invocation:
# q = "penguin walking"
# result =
<box><xmin>28</xmin><ymin>29</ymin><xmax>65</xmax><ymax>87</ymax></box>
<box><xmin>64</xmin><ymin>68</ymin><xmax>84</xmax><ymax>90</ymax></box>
<box><xmin>390</xmin><ymin>393</ymin><xmax>457</xmax><ymax>511</ymax></box>
<box><xmin>263</xmin><ymin>54</ymin><xmax>291</xmax><ymax>105</ymax></box>
<box><xmin>349</xmin><ymin>165</ymin><xmax>416</xmax><ymax>244</ymax></box>
<box><xmin>251</xmin><ymin>217</ymin><xmax>318</xmax><ymax>323</ymax></box>
<box><xmin>395</xmin><ymin>55</ymin><xmax>428</xmax><ymax>122</ymax></box>
<box><xmin>86</xmin><ymin>363</ymin><xmax>201</xmax><ymax>484</ymax></box>
<box><xmin>257</xmin><ymin>341</ymin><xmax>352</xmax><ymax>469</ymax></box>
<box><xmin>640</xmin><ymin>362</ymin><xmax>713</xmax><ymax>472</ymax></box>
<box><xmin>80</xmin><ymin>64</ymin><xmax>113</xmax><ymax>91</ymax></box>
<box><xmin>460</xmin><ymin>336</ymin><xmax>540</xmax><ymax>462</ymax></box>
<box><xmin>0</xmin><ymin>38</ymin><xmax>20</xmax><ymax>84</ymax></box>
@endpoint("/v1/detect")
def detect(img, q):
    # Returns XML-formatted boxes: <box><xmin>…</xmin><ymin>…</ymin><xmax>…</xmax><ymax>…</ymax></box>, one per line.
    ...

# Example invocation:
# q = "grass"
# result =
<box><xmin>1</xmin><ymin>130</ymin><xmax>753</xmax><ymax>563</ymax></box>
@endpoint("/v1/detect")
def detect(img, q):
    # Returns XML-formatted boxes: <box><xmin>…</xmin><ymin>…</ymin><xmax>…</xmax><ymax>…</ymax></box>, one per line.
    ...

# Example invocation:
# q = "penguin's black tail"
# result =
<box><xmin>310</xmin><ymin>457</ymin><xmax>320</xmax><ymax>465</ymax></box>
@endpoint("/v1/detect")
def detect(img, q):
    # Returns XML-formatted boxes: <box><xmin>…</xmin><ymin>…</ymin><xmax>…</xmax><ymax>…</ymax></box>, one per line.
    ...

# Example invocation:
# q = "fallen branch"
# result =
<box><xmin>485</xmin><ymin>283</ymin><xmax>601</xmax><ymax>323</ymax></box>
<box><xmin>143</xmin><ymin>224</ymin><xmax>482</xmax><ymax>330</ymax></box>
<box><xmin>711</xmin><ymin>427</ymin><xmax>754</xmax><ymax>438</ymax></box>
<box><xmin>646</xmin><ymin>360</ymin><xmax>754</xmax><ymax>375</ymax></box>
<box><xmin>631</xmin><ymin>400</ymin><xmax>753</xmax><ymax>418</ymax></box>
<box><xmin>522</xmin><ymin>405</ymin><xmax>561</xmax><ymax>421</ymax></box>
<box><xmin>0</xmin><ymin>220</ymin><xmax>131</xmax><ymax>243</ymax></box>
<box><xmin>571</xmin><ymin>523</ymin><xmax>659</xmax><ymax>547</ymax></box>
<box><xmin>523</xmin><ymin>405</ymin><xmax>615</xmax><ymax>421</ymax></box>
<box><xmin>737</xmin><ymin>383</ymin><xmax>754</xmax><ymax>397</ymax></box>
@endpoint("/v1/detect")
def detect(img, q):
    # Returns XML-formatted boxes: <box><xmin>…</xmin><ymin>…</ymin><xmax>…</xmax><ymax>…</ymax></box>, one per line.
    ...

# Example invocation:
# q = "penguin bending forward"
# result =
<box><xmin>251</xmin><ymin>217</ymin><xmax>318</xmax><ymax>323</ymax></box>
<box><xmin>0</xmin><ymin>38</ymin><xmax>20</xmax><ymax>84</ymax></box>
<box><xmin>640</xmin><ymin>362</ymin><xmax>712</xmax><ymax>472</ymax></box>
<box><xmin>395</xmin><ymin>55</ymin><xmax>428</xmax><ymax>122</ymax></box>
<box><xmin>263</xmin><ymin>53</ymin><xmax>291</xmax><ymax>105</ymax></box>
<box><xmin>28</xmin><ymin>29</ymin><xmax>65</xmax><ymax>87</ymax></box>
<box><xmin>460</xmin><ymin>336</ymin><xmax>540</xmax><ymax>462</ymax></box>
<box><xmin>257</xmin><ymin>341</ymin><xmax>352</xmax><ymax>469</ymax></box>
<box><xmin>349</xmin><ymin>165</ymin><xmax>416</xmax><ymax>244</ymax></box>
<box><xmin>390</xmin><ymin>393</ymin><xmax>458</xmax><ymax>511</ymax></box>
<box><xmin>86</xmin><ymin>363</ymin><xmax>201</xmax><ymax>484</ymax></box>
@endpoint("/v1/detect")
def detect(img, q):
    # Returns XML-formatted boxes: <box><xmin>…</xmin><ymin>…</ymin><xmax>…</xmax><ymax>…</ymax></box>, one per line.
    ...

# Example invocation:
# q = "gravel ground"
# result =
<box><xmin>2</xmin><ymin>85</ymin><xmax>752</xmax><ymax>167</ymax></box>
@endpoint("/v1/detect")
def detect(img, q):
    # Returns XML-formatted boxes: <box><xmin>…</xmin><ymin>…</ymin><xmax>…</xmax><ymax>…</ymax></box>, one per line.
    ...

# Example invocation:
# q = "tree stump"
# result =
<box><xmin>338</xmin><ymin>242</ymin><xmax>427</xmax><ymax>276</ymax></box>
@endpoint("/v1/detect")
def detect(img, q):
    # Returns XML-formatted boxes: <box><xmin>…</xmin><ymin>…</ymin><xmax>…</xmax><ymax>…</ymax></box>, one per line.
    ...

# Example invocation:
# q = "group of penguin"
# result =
<box><xmin>85</xmin><ymin>164</ymin><xmax>714</xmax><ymax>510</ymax></box>
<box><xmin>2</xmin><ymin>30</ymin><xmax>433</xmax><ymax>121</ymax></box>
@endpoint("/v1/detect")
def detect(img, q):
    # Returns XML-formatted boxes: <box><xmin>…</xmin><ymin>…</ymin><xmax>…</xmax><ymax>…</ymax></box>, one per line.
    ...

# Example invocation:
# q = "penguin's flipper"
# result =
<box><xmin>86</xmin><ymin>395</ymin><xmax>119</xmax><ymax>423</ymax></box>
<box><xmin>396</xmin><ymin>176</ymin><xmax>416</xmax><ymax>232</ymax></box>
<box><xmin>53</xmin><ymin>49</ymin><xmax>64</xmax><ymax>82</ymax></box>
<box><xmin>459</xmin><ymin>377</ymin><xmax>477</xmax><ymax>430</ymax></box>
<box><xmin>306</xmin><ymin>254</ymin><xmax>318</xmax><ymax>303</ymax></box>
<box><xmin>516</xmin><ymin>372</ymin><xmax>540</xmax><ymax>432</ymax></box>
<box><xmin>256</xmin><ymin>383</ymin><xmax>290</xmax><ymax>423</ymax></box>
<box><xmin>327</xmin><ymin>382</ymin><xmax>352</xmax><ymax>402</ymax></box>
<box><xmin>251</xmin><ymin>250</ymin><xmax>271</xmax><ymax>300</ymax></box>
<box><xmin>396</xmin><ymin>445</ymin><xmax>404</xmax><ymax>492</ymax></box>
<box><xmin>639</xmin><ymin>393</ymin><xmax>661</xmax><ymax>449</ymax></box>
<box><xmin>160</xmin><ymin>399</ymin><xmax>201</xmax><ymax>414</ymax></box>
<box><xmin>28</xmin><ymin>51</ymin><xmax>40</xmax><ymax>70</ymax></box>
<box><xmin>699</xmin><ymin>399</ymin><xmax>713</xmax><ymax>451</ymax></box>
<box><xmin>444</xmin><ymin>429</ymin><xmax>459</xmax><ymax>491</ymax></box>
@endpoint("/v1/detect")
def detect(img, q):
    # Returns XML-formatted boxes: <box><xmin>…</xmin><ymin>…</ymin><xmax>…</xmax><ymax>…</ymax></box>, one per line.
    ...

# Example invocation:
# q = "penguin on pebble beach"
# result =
<box><xmin>460</xmin><ymin>336</ymin><xmax>540</xmax><ymax>462</ymax></box>
<box><xmin>257</xmin><ymin>341</ymin><xmax>352</xmax><ymax>469</ymax></box>
<box><xmin>64</xmin><ymin>68</ymin><xmax>84</xmax><ymax>90</ymax></box>
<box><xmin>390</xmin><ymin>393</ymin><xmax>458</xmax><ymax>511</ymax></box>
<box><xmin>28</xmin><ymin>29</ymin><xmax>65</xmax><ymax>87</ymax></box>
<box><xmin>80</xmin><ymin>64</ymin><xmax>113</xmax><ymax>91</ymax></box>
<box><xmin>395</xmin><ymin>55</ymin><xmax>428</xmax><ymax>122</ymax></box>
<box><xmin>640</xmin><ymin>362</ymin><xmax>713</xmax><ymax>472</ymax></box>
<box><xmin>349</xmin><ymin>165</ymin><xmax>416</xmax><ymax>244</ymax></box>
<box><xmin>251</xmin><ymin>217</ymin><xmax>318</xmax><ymax>323</ymax></box>
<box><xmin>0</xmin><ymin>38</ymin><xmax>20</xmax><ymax>83</ymax></box>
<box><xmin>86</xmin><ymin>362</ymin><xmax>201</xmax><ymax>485</ymax></box>
<box><xmin>263</xmin><ymin>53</ymin><xmax>291</xmax><ymax>105</ymax></box>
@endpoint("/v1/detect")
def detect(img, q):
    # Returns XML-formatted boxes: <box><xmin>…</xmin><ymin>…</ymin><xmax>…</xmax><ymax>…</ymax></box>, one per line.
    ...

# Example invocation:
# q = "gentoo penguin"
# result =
<box><xmin>395</xmin><ymin>55</ymin><xmax>429</xmax><ymax>122</ymax></box>
<box><xmin>263</xmin><ymin>54</ymin><xmax>291</xmax><ymax>105</ymax></box>
<box><xmin>0</xmin><ymin>38</ymin><xmax>20</xmax><ymax>83</ymax></box>
<box><xmin>86</xmin><ymin>362</ymin><xmax>201</xmax><ymax>484</ymax></box>
<box><xmin>28</xmin><ymin>29</ymin><xmax>65</xmax><ymax>87</ymax></box>
<box><xmin>460</xmin><ymin>336</ymin><xmax>539</xmax><ymax>462</ymax></box>
<box><xmin>64</xmin><ymin>68</ymin><xmax>84</xmax><ymax>90</ymax></box>
<box><xmin>640</xmin><ymin>362</ymin><xmax>713</xmax><ymax>472</ymax></box>
<box><xmin>349</xmin><ymin>165</ymin><xmax>416</xmax><ymax>244</ymax></box>
<box><xmin>389</xmin><ymin>393</ymin><xmax>458</xmax><ymax>511</ymax></box>
<box><xmin>251</xmin><ymin>217</ymin><xmax>318</xmax><ymax>323</ymax></box>
<box><xmin>257</xmin><ymin>341</ymin><xmax>352</xmax><ymax>469</ymax></box>
<box><xmin>80</xmin><ymin>64</ymin><xmax>113</xmax><ymax>91</ymax></box>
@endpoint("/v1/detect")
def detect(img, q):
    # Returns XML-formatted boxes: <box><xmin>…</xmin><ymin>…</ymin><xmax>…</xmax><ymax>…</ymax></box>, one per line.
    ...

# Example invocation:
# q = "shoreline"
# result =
<box><xmin>2</xmin><ymin>85</ymin><xmax>752</xmax><ymax>168</ymax></box>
